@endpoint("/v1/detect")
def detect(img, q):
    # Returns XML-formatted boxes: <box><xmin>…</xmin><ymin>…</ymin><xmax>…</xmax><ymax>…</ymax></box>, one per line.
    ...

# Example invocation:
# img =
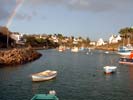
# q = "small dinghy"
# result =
<box><xmin>32</xmin><ymin>70</ymin><xmax>57</xmax><ymax>82</ymax></box>
<box><xmin>31</xmin><ymin>90</ymin><xmax>59</xmax><ymax>100</ymax></box>
<box><xmin>103</xmin><ymin>66</ymin><xmax>117</xmax><ymax>74</ymax></box>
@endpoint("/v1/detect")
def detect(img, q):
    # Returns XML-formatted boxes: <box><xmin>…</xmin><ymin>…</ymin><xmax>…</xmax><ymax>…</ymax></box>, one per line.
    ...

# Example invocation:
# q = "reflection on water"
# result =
<box><xmin>0</xmin><ymin>49</ymin><xmax>133</xmax><ymax>100</ymax></box>
<box><xmin>128</xmin><ymin>66</ymin><xmax>133</xmax><ymax>91</ymax></box>
<box><xmin>31</xmin><ymin>78</ymin><xmax>57</xmax><ymax>94</ymax></box>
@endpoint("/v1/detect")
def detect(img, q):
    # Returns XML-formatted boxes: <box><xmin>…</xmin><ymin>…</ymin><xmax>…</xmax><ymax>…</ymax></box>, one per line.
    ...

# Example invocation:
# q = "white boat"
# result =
<box><xmin>71</xmin><ymin>47</ymin><xmax>79</xmax><ymax>52</ymax></box>
<box><xmin>58</xmin><ymin>46</ymin><xmax>65</xmax><ymax>52</ymax></box>
<box><xmin>126</xmin><ymin>44</ymin><xmax>133</xmax><ymax>51</ymax></box>
<box><xmin>79</xmin><ymin>47</ymin><xmax>84</xmax><ymax>51</ymax></box>
<box><xmin>117</xmin><ymin>51</ymin><xmax>131</xmax><ymax>56</ymax></box>
<box><xmin>105</xmin><ymin>51</ymin><xmax>109</xmax><ymax>54</ymax></box>
<box><xmin>103</xmin><ymin>66</ymin><xmax>117</xmax><ymax>74</ymax></box>
<box><xmin>117</xmin><ymin>46</ymin><xmax>131</xmax><ymax>56</ymax></box>
<box><xmin>32</xmin><ymin>70</ymin><xmax>57</xmax><ymax>82</ymax></box>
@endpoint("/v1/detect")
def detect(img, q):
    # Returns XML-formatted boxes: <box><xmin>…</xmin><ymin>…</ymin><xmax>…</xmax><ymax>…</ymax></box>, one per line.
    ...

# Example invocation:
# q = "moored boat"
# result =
<box><xmin>119</xmin><ymin>57</ymin><xmax>133</xmax><ymax>65</ymax></box>
<box><xmin>58</xmin><ymin>46</ymin><xmax>66</xmax><ymax>52</ymax></box>
<box><xmin>117</xmin><ymin>46</ymin><xmax>131</xmax><ymax>56</ymax></box>
<box><xmin>31</xmin><ymin>90</ymin><xmax>59</xmax><ymax>100</ymax></box>
<box><xmin>32</xmin><ymin>70</ymin><xmax>57</xmax><ymax>82</ymax></box>
<box><xmin>105</xmin><ymin>51</ymin><xmax>109</xmax><ymax>54</ymax></box>
<box><xmin>31</xmin><ymin>94</ymin><xmax>59</xmax><ymax>100</ymax></box>
<box><xmin>103</xmin><ymin>66</ymin><xmax>117</xmax><ymax>74</ymax></box>
<box><xmin>119</xmin><ymin>51</ymin><xmax>133</xmax><ymax>65</ymax></box>
<box><xmin>71</xmin><ymin>47</ymin><xmax>79</xmax><ymax>52</ymax></box>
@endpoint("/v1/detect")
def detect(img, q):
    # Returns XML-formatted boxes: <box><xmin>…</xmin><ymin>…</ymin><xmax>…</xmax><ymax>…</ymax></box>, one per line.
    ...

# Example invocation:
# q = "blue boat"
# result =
<box><xmin>31</xmin><ymin>94</ymin><xmax>59</xmax><ymax>100</ymax></box>
<box><xmin>117</xmin><ymin>46</ymin><xmax>131</xmax><ymax>56</ymax></box>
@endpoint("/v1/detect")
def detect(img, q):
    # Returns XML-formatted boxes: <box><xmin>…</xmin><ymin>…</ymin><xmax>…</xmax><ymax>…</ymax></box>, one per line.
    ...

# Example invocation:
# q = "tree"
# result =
<box><xmin>0</xmin><ymin>26</ymin><xmax>11</xmax><ymax>48</ymax></box>
<box><xmin>119</xmin><ymin>27</ymin><xmax>133</xmax><ymax>38</ymax></box>
<box><xmin>119</xmin><ymin>27</ymin><xmax>133</xmax><ymax>44</ymax></box>
<box><xmin>86</xmin><ymin>37</ymin><xmax>90</xmax><ymax>43</ymax></box>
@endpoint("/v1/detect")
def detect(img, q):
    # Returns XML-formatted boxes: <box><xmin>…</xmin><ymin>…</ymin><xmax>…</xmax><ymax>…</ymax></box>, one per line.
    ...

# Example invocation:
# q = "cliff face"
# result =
<box><xmin>0</xmin><ymin>47</ymin><xmax>42</xmax><ymax>65</ymax></box>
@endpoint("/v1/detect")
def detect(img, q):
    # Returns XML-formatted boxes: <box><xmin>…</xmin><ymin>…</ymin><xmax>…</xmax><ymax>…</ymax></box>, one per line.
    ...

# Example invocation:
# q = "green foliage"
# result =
<box><xmin>119</xmin><ymin>27</ymin><xmax>133</xmax><ymax>44</ymax></box>
<box><xmin>36</xmin><ymin>38</ymin><xmax>45</xmax><ymax>44</ymax></box>
<box><xmin>24</xmin><ymin>35</ymin><xmax>59</xmax><ymax>48</ymax></box>
<box><xmin>86</xmin><ymin>37</ymin><xmax>90</xmax><ymax>43</ymax></box>
<box><xmin>119</xmin><ymin>27</ymin><xmax>133</xmax><ymax>36</ymax></box>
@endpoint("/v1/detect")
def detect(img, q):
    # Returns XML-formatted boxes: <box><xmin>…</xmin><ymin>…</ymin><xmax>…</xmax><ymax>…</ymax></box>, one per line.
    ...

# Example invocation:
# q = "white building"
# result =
<box><xmin>73</xmin><ymin>38</ymin><xmax>78</xmax><ymax>44</ymax></box>
<box><xmin>10</xmin><ymin>33</ymin><xmax>25</xmax><ymax>44</ymax></box>
<box><xmin>90</xmin><ymin>41</ymin><xmax>96</xmax><ymax>46</ymax></box>
<box><xmin>96</xmin><ymin>38</ymin><xmax>106</xmax><ymax>46</ymax></box>
<box><xmin>109</xmin><ymin>35</ymin><xmax>121</xmax><ymax>44</ymax></box>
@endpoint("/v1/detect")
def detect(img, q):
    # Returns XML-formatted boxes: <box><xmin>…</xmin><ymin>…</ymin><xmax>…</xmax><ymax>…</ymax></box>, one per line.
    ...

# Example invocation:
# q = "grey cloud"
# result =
<box><xmin>16</xmin><ymin>14</ymin><xmax>32</xmax><ymax>21</ymax></box>
<box><xmin>26</xmin><ymin>0</ymin><xmax>133</xmax><ymax>12</ymax></box>
<box><xmin>0</xmin><ymin>0</ymin><xmax>35</xmax><ymax>24</ymax></box>
<box><xmin>66</xmin><ymin>0</ymin><xmax>133</xmax><ymax>12</ymax></box>
<box><xmin>27</xmin><ymin>0</ymin><xmax>64</xmax><ymax>5</ymax></box>
<box><xmin>1</xmin><ymin>0</ymin><xmax>133</xmax><ymax>23</ymax></box>
<box><xmin>15</xmin><ymin>10</ymin><xmax>37</xmax><ymax>21</ymax></box>
<box><xmin>0</xmin><ymin>0</ymin><xmax>16</xmax><ymax>21</ymax></box>
<box><xmin>15</xmin><ymin>13</ymin><xmax>30</xmax><ymax>20</ymax></box>
<box><xmin>0</xmin><ymin>7</ymin><xmax>9</xmax><ymax>20</ymax></box>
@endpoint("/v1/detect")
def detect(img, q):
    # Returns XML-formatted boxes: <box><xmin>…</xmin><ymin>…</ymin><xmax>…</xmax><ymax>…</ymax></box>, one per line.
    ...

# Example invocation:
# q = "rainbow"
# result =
<box><xmin>6</xmin><ymin>0</ymin><xmax>25</xmax><ymax>28</ymax></box>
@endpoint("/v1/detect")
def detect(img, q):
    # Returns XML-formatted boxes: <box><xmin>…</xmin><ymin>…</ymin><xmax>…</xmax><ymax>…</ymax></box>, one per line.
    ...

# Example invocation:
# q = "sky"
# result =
<box><xmin>0</xmin><ymin>0</ymin><xmax>133</xmax><ymax>40</ymax></box>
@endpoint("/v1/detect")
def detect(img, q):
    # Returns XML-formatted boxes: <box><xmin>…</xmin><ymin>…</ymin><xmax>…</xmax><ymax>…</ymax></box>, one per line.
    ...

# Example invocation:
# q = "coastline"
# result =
<box><xmin>95</xmin><ymin>46</ymin><xmax>118</xmax><ymax>51</ymax></box>
<box><xmin>0</xmin><ymin>45</ymin><xmax>118</xmax><ymax>66</ymax></box>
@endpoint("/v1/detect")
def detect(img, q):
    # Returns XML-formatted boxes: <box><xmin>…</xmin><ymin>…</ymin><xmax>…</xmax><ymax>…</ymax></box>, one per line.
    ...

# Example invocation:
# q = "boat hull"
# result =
<box><xmin>119</xmin><ymin>57</ymin><xmax>133</xmax><ymax>65</ymax></box>
<box><xmin>117</xmin><ymin>46</ymin><xmax>131</xmax><ymax>56</ymax></box>
<box><xmin>117</xmin><ymin>51</ymin><xmax>131</xmax><ymax>56</ymax></box>
<box><xmin>31</xmin><ymin>94</ymin><xmax>59</xmax><ymax>100</ymax></box>
<box><xmin>103</xmin><ymin>66</ymin><xmax>117</xmax><ymax>74</ymax></box>
<box><xmin>32</xmin><ymin>70</ymin><xmax>57</xmax><ymax>82</ymax></box>
<box><xmin>32</xmin><ymin>74</ymin><xmax>57</xmax><ymax>81</ymax></box>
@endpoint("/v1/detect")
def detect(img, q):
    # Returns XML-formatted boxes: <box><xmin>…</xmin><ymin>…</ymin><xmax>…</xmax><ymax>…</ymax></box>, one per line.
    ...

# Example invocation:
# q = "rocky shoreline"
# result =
<box><xmin>0</xmin><ymin>47</ymin><xmax>42</xmax><ymax>65</ymax></box>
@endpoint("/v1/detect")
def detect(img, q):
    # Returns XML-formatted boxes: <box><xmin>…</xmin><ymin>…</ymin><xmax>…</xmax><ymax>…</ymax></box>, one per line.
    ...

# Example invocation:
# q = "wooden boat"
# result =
<box><xmin>31</xmin><ymin>94</ymin><xmax>59</xmax><ymax>100</ymax></box>
<box><xmin>32</xmin><ymin>70</ymin><xmax>57</xmax><ymax>82</ymax></box>
<box><xmin>103</xmin><ymin>66</ymin><xmax>117</xmax><ymax>74</ymax></box>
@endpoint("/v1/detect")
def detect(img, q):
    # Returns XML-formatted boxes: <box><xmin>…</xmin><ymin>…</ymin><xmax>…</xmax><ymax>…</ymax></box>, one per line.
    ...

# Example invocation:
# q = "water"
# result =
<box><xmin>0</xmin><ymin>49</ymin><xmax>133</xmax><ymax>100</ymax></box>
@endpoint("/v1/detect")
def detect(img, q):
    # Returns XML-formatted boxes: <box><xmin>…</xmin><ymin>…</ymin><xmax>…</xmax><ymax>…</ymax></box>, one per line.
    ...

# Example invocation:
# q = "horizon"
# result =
<box><xmin>0</xmin><ymin>0</ymin><xmax>133</xmax><ymax>41</ymax></box>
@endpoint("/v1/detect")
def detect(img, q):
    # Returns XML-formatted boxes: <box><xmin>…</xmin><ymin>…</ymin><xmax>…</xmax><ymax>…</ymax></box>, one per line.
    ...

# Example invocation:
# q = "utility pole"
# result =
<box><xmin>7</xmin><ymin>32</ymin><xmax>9</xmax><ymax>48</ymax></box>
<box><xmin>127</xmin><ymin>33</ymin><xmax>130</xmax><ymax>45</ymax></box>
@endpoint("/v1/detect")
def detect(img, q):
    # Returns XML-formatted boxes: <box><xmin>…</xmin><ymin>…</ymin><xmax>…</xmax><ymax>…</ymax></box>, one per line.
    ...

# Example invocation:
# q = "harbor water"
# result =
<box><xmin>0</xmin><ymin>49</ymin><xmax>133</xmax><ymax>100</ymax></box>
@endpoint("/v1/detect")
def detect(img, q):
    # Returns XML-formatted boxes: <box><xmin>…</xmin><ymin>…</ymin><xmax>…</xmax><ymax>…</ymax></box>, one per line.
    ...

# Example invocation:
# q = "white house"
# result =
<box><xmin>90</xmin><ymin>41</ymin><xmax>96</xmax><ymax>46</ymax></box>
<box><xmin>51</xmin><ymin>35</ymin><xmax>59</xmax><ymax>43</ymax></box>
<box><xmin>10</xmin><ymin>33</ymin><xmax>25</xmax><ymax>44</ymax></box>
<box><xmin>96</xmin><ymin>38</ymin><xmax>106</xmax><ymax>46</ymax></box>
<box><xmin>73</xmin><ymin>38</ymin><xmax>78</xmax><ymax>44</ymax></box>
<box><xmin>109</xmin><ymin>35</ymin><xmax>121</xmax><ymax>44</ymax></box>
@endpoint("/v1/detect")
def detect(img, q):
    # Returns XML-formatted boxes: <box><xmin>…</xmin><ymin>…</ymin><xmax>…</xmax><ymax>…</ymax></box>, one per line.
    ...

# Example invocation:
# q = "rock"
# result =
<box><xmin>0</xmin><ymin>47</ymin><xmax>42</xmax><ymax>65</ymax></box>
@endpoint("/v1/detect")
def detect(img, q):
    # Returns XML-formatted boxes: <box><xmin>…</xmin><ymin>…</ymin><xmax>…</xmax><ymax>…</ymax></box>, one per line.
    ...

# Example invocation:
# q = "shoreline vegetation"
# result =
<box><xmin>0</xmin><ymin>26</ymin><xmax>133</xmax><ymax>65</ymax></box>
<box><xmin>0</xmin><ymin>47</ymin><xmax>42</xmax><ymax>66</ymax></box>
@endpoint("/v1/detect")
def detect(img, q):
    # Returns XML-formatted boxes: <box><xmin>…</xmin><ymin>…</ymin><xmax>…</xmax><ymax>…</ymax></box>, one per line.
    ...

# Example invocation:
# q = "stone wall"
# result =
<box><xmin>0</xmin><ymin>47</ymin><xmax>42</xmax><ymax>65</ymax></box>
